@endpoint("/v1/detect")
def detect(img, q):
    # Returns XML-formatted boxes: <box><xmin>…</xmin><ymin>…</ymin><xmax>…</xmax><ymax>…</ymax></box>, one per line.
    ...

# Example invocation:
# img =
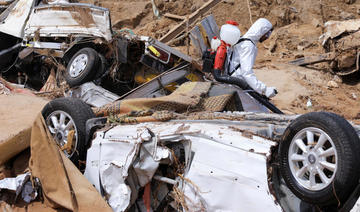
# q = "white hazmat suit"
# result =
<box><xmin>225</xmin><ymin>18</ymin><xmax>277</xmax><ymax>98</ymax></box>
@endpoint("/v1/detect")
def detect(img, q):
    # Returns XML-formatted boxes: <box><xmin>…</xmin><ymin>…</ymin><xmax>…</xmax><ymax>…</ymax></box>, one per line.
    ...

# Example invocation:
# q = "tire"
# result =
<box><xmin>65</xmin><ymin>48</ymin><xmax>100</xmax><ymax>87</ymax></box>
<box><xmin>42</xmin><ymin>97</ymin><xmax>95</xmax><ymax>167</ymax></box>
<box><xmin>279</xmin><ymin>112</ymin><xmax>360</xmax><ymax>205</ymax></box>
<box><xmin>93</xmin><ymin>54</ymin><xmax>107</xmax><ymax>85</ymax></box>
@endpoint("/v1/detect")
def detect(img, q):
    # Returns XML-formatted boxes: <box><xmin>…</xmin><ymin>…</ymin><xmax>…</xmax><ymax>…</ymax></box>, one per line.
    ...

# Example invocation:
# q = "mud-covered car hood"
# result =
<box><xmin>0</xmin><ymin>0</ymin><xmax>112</xmax><ymax>40</ymax></box>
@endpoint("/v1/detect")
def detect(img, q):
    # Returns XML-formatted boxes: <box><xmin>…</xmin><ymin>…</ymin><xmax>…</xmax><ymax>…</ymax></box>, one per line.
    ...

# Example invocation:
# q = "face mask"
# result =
<box><xmin>265</xmin><ymin>29</ymin><xmax>273</xmax><ymax>39</ymax></box>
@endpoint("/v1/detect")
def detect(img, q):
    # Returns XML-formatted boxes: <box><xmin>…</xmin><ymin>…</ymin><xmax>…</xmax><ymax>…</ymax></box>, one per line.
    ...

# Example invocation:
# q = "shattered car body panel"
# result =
<box><xmin>24</xmin><ymin>3</ymin><xmax>112</xmax><ymax>41</ymax></box>
<box><xmin>320</xmin><ymin>19</ymin><xmax>360</xmax><ymax>46</ymax></box>
<box><xmin>85</xmin><ymin>127</ymin><xmax>143</xmax><ymax>211</ymax></box>
<box><xmin>68</xmin><ymin>82</ymin><xmax>120</xmax><ymax>107</ymax></box>
<box><xmin>292</xmin><ymin>18</ymin><xmax>360</xmax><ymax>75</ymax></box>
<box><xmin>0</xmin><ymin>0</ymin><xmax>34</xmax><ymax>38</ymax></box>
<box><xmin>85</xmin><ymin>119</ymin><xmax>285</xmax><ymax>211</ymax></box>
<box><xmin>0</xmin><ymin>0</ymin><xmax>116</xmax><ymax>91</ymax></box>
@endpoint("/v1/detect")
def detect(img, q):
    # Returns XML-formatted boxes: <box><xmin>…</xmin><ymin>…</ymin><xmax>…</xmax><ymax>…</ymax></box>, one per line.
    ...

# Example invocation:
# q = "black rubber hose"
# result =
<box><xmin>213</xmin><ymin>68</ymin><xmax>283</xmax><ymax>114</ymax></box>
<box><xmin>247</xmin><ymin>91</ymin><xmax>284</xmax><ymax>114</ymax></box>
<box><xmin>213</xmin><ymin>69</ymin><xmax>251</xmax><ymax>90</ymax></box>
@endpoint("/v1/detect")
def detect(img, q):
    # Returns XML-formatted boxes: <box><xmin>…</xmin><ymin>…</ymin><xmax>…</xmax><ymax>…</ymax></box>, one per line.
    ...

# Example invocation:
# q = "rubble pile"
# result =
<box><xmin>73</xmin><ymin>0</ymin><xmax>360</xmax><ymax>120</ymax></box>
<box><xmin>84</xmin><ymin>0</ymin><xmax>360</xmax><ymax>57</ymax></box>
<box><xmin>2</xmin><ymin>0</ymin><xmax>360</xmax><ymax>211</ymax></box>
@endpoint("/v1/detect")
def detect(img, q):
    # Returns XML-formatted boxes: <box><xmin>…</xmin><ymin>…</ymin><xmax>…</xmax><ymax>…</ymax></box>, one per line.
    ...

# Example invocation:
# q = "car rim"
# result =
<box><xmin>45</xmin><ymin>110</ymin><xmax>78</xmax><ymax>158</ymax></box>
<box><xmin>288</xmin><ymin>127</ymin><xmax>338</xmax><ymax>191</ymax></box>
<box><xmin>69</xmin><ymin>53</ymin><xmax>88</xmax><ymax>77</ymax></box>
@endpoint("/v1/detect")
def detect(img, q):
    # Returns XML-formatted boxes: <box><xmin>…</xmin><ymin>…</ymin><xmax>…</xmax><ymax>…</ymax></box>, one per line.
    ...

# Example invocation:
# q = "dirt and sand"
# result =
<box><xmin>2</xmin><ymin>0</ymin><xmax>360</xmax><ymax>149</ymax></box>
<box><xmin>0</xmin><ymin>94</ymin><xmax>48</xmax><ymax>142</ymax></box>
<box><xmin>15</xmin><ymin>0</ymin><xmax>352</xmax><ymax>123</ymax></box>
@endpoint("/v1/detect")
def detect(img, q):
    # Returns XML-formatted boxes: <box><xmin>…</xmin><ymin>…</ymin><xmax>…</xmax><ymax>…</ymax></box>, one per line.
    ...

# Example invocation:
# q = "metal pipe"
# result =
<box><xmin>0</xmin><ymin>43</ymin><xmax>21</xmax><ymax>58</ymax></box>
<box><xmin>153</xmin><ymin>175</ymin><xmax>177</xmax><ymax>185</ymax></box>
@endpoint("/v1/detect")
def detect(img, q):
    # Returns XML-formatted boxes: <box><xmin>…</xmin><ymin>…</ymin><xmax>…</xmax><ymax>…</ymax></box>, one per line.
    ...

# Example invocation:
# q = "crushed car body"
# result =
<box><xmin>34</xmin><ymin>81</ymin><xmax>360</xmax><ymax>211</ymax></box>
<box><xmin>84</xmin><ymin>119</ymin><xmax>284</xmax><ymax>211</ymax></box>
<box><xmin>2</xmin><ymin>1</ymin><xmax>360</xmax><ymax>211</ymax></box>
<box><xmin>0</xmin><ymin>0</ymin><xmax>194</xmax><ymax>94</ymax></box>
<box><xmin>290</xmin><ymin>18</ymin><xmax>360</xmax><ymax>75</ymax></box>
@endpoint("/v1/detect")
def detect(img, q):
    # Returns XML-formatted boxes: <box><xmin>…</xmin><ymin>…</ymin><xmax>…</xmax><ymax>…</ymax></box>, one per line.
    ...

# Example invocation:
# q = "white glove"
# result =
<box><xmin>265</xmin><ymin>87</ymin><xmax>277</xmax><ymax>98</ymax></box>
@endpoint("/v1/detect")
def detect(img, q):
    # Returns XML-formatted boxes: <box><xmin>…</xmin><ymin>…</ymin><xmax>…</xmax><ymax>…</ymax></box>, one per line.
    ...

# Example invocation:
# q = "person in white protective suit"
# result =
<box><xmin>225</xmin><ymin>18</ymin><xmax>277</xmax><ymax>98</ymax></box>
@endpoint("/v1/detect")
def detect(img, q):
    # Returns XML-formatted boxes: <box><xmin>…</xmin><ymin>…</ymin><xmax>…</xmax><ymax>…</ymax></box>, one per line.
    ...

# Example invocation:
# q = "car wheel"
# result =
<box><xmin>279</xmin><ymin>112</ymin><xmax>360</xmax><ymax>205</ymax></box>
<box><xmin>42</xmin><ymin>97</ymin><xmax>95</xmax><ymax>167</ymax></box>
<box><xmin>65</xmin><ymin>48</ymin><xmax>100</xmax><ymax>87</ymax></box>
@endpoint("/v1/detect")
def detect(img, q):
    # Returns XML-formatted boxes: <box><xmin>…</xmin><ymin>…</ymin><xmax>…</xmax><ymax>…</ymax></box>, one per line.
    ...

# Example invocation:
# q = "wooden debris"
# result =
<box><xmin>40</xmin><ymin>68</ymin><xmax>58</xmax><ymax>92</ymax></box>
<box><xmin>289</xmin><ymin>52</ymin><xmax>335</xmax><ymax>66</ymax></box>
<box><xmin>159</xmin><ymin>0</ymin><xmax>221</xmax><ymax>43</ymax></box>
<box><xmin>164</xmin><ymin>13</ymin><xmax>186</xmax><ymax>21</ymax></box>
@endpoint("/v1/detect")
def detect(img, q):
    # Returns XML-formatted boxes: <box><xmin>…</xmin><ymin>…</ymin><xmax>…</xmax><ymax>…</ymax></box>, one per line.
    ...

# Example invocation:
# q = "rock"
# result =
<box><xmin>327</xmin><ymin>80</ymin><xmax>339</xmax><ymax>88</ymax></box>
<box><xmin>306</xmin><ymin>98</ymin><xmax>312</xmax><ymax>109</ymax></box>
<box><xmin>297</xmin><ymin>45</ymin><xmax>305</xmax><ymax>51</ymax></box>
<box><xmin>337</xmin><ymin>51</ymin><xmax>356</xmax><ymax>69</ymax></box>
<box><xmin>289</xmin><ymin>6</ymin><xmax>298</xmax><ymax>13</ymax></box>
<box><xmin>351</xmin><ymin>93</ymin><xmax>357</xmax><ymax>99</ymax></box>
<box><xmin>340</xmin><ymin>11</ymin><xmax>356</xmax><ymax>20</ymax></box>
<box><xmin>333</xmin><ymin>75</ymin><xmax>343</xmax><ymax>83</ymax></box>
<box><xmin>223</xmin><ymin>0</ymin><xmax>235</xmax><ymax>5</ymax></box>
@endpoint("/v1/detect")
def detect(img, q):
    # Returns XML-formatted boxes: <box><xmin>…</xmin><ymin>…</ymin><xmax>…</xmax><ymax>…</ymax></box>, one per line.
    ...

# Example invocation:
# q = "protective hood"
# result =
<box><xmin>243</xmin><ymin>18</ymin><xmax>272</xmax><ymax>43</ymax></box>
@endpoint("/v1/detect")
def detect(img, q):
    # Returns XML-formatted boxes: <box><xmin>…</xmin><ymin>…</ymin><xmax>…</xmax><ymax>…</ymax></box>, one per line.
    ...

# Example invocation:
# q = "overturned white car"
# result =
<box><xmin>85</xmin><ymin>111</ymin><xmax>360</xmax><ymax>211</ymax></box>
<box><xmin>41</xmin><ymin>81</ymin><xmax>360</xmax><ymax>211</ymax></box>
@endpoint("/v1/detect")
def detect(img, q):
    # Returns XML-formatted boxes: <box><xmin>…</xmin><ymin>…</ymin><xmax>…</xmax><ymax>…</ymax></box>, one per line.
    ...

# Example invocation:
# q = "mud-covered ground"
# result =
<box><xmin>78</xmin><ymin>0</ymin><xmax>360</xmax><ymax>122</ymax></box>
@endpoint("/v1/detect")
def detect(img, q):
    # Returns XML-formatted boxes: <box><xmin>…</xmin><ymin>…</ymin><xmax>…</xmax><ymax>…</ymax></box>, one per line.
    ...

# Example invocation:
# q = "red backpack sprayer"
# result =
<box><xmin>202</xmin><ymin>21</ymin><xmax>283</xmax><ymax>114</ymax></box>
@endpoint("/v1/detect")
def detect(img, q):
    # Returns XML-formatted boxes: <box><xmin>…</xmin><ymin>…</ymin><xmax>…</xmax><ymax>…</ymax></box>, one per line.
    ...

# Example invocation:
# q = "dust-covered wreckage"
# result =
<box><xmin>1</xmin><ymin>0</ymin><xmax>360</xmax><ymax>212</ymax></box>
<box><xmin>0</xmin><ymin>0</ymin><xmax>195</xmax><ymax>94</ymax></box>
<box><xmin>3</xmin><ymin>82</ymin><xmax>360</xmax><ymax>212</ymax></box>
<box><xmin>291</xmin><ymin>18</ymin><xmax>360</xmax><ymax>76</ymax></box>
